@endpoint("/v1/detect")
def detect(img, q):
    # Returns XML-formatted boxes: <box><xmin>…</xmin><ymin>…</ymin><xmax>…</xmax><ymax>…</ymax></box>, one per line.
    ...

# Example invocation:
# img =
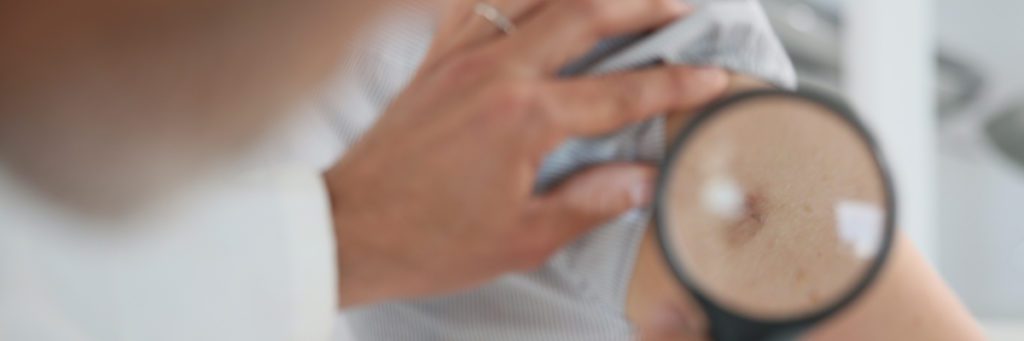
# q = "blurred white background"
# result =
<box><xmin>764</xmin><ymin>0</ymin><xmax>1024</xmax><ymax>338</ymax></box>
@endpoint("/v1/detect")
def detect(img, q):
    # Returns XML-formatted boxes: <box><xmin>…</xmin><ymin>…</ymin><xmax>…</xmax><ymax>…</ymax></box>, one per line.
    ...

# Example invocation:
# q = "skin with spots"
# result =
<box><xmin>626</xmin><ymin>75</ymin><xmax>984</xmax><ymax>341</ymax></box>
<box><xmin>663</xmin><ymin>92</ymin><xmax>886</xmax><ymax>318</ymax></box>
<box><xmin>723</xmin><ymin>192</ymin><xmax>766</xmax><ymax>247</ymax></box>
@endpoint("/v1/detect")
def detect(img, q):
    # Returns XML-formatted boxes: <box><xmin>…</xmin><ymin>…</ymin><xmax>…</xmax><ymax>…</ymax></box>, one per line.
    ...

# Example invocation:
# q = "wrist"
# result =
<box><xmin>324</xmin><ymin>169</ymin><xmax>400</xmax><ymax>309</ymax></box>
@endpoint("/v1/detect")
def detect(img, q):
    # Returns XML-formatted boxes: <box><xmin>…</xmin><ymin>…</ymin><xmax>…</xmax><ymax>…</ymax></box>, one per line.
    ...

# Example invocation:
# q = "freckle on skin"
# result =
<box><xmin>746</xmin><ymin>194</ymin><xmax>764</xmax><ymax>224</ymax></box>
<box><xmin>794</xmin><ymin>268</ymin><xmax>807</xmax><ymax>283</ymax></box>
<box><xmin>808</xmin><ymin>290</ymin><xmax>822</xmax><ymax>305</ymax></box>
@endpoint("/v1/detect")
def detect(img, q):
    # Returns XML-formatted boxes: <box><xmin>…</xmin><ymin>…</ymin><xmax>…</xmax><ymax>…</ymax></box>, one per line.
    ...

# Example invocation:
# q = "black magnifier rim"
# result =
<box><xmin>653</xmin><ymin>88</ymin><xmax>898</xmax><ymax>337</ymax></box>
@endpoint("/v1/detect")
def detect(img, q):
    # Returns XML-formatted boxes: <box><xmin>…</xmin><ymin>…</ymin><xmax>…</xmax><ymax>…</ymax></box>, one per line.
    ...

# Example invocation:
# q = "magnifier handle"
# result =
<box><xmin>700</xmin><ymin>293</ymin><xmax>807</xmax><ymax>341</ymax></box>
<box><xmin>708</xmin><ymin>307</ymin><xmax>794</xmax><ymax>339</ymax></box>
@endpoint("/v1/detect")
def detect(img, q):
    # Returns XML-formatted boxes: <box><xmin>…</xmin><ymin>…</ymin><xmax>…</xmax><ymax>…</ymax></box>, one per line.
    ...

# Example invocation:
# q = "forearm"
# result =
<box><xmin>805</xmin><ymin>235</ymin><xmax>985</xmax><ymax>340</ymax></box>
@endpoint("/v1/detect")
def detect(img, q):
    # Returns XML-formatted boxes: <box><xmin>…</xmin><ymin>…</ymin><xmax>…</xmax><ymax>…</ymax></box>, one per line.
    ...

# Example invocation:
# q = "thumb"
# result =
<box><xmin>529</xmin><ymin>163</ymin><xmax>658</xmax><ymax>244</ymax></box>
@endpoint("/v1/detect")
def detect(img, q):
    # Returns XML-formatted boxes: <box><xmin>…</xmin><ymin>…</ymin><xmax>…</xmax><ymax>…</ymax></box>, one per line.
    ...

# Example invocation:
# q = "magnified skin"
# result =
<box><xmin>626</xmin><ymin>75</ymin><xmax>985</xmax><ymax>340</ymax></box>
<box><xmin>666</xmin><ymin>89</ymin><xmax>886</xmax><ymax>318</ymax></box>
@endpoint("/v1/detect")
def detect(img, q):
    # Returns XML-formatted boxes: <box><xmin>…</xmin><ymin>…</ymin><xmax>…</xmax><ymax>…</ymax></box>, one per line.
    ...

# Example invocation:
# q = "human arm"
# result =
<box><xmin>804</xmin><ymin>235</ymin><xmax>985</xmax><ymax>340</ymax></box>
<box><xmin>626</xmin><ymin>74</ymin><xmax>985</xmax><ymax>340</ymax></box>
<box><xmin>0</xmin><ymin>0</ymin><xmax>731</xmax><ymax>337</ymax></box>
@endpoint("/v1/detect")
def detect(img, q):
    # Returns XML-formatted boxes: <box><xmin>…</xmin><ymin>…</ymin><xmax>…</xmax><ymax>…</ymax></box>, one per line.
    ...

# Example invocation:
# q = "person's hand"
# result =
<box><xmin>325</xmin><ymin>0</ymin><xmax>729</xmax><ymax>307</ymax></box>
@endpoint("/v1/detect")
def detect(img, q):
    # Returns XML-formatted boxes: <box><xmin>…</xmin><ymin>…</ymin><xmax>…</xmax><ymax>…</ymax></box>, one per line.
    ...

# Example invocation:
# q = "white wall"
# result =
<box><xmin>842</xmin><ymin>0</ymin><xmax>938</xmax><ymax>260</ymax></box>
<box><xmin>933</xmin><ymin>0</ymin><xmax>1024</xmax><ymax>323</ymax></box>
<box><xmin>936</xmin><ymin>0</ymin><xmax>1024</xmax><ymax>94</ymax></box>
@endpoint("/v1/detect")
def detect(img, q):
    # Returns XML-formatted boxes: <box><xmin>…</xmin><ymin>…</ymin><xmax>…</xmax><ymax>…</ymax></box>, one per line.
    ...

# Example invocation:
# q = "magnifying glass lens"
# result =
<box><xmin>662</xmin><ymin>95</ymin><xmax>890</xmax><ymax>320</ymax></box>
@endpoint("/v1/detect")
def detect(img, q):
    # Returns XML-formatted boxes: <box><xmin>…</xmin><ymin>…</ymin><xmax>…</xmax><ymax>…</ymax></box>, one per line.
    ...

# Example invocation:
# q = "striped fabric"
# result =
<box><xmin>323</xmin><ymin>1</ymin><xmax>797</xmax><ymax>340</ymax></box>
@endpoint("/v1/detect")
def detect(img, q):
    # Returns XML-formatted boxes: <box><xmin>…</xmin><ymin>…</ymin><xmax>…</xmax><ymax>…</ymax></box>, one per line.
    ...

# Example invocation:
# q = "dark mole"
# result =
<box><xmin>745</xmin><ymin>193</ymin><xmax>765</xmax><ymax>224</ymax></box>
<box><xmin>724</xmin><ymin>193</ymin><xmax>765</xmax><ymax>247</ymax></box>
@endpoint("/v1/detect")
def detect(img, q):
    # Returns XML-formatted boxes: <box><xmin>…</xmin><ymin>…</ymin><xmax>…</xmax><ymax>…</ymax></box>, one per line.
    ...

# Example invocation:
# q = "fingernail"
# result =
<box><xmin>630</xmin><ymin>179</ymin><xmax>655</xmax><ymax>207</ymax></box>
<box><xmin>693</xmin><ymin>66</ymin><xmax>729</xmax><ymax>87</ymax></box>
<box><xmin>668</xmin><ymin>1</ymin><xmax>694</xmax><ymax>15</ymax></box>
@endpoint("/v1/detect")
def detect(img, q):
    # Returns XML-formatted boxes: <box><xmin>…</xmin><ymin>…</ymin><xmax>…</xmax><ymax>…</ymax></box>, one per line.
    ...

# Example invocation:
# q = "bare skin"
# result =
<box><xmin>626</xmin><ymin>75</ymin><xmax>986</xmax><ymax>340</ymax></box>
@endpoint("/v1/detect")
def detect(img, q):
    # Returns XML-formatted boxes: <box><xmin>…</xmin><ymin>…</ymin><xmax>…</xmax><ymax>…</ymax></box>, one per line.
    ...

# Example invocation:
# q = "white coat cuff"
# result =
<box><xmin>274</xmin><ymin>170</ymin><xmax>340</xmax><ymax>341</ymax></box>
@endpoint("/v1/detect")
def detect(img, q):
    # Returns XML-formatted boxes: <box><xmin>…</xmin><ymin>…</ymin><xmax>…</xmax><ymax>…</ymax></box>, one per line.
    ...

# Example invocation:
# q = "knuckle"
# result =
<box><xmin>618</xmin><ymin>81</ymin><xmax>646</xmax><ymax>118</ymax></box>
<box><xmin>440</xmin><ymin>51</ymin><xmax>494</xmax><ymax>84</ymax></box>
<box><xmin>486</xmin><ymin>81</ymin><xmax>538</xmax><ymax>115</ymax></box>
<box><xmin>667</xmin><ymin>67</ymin><xmax>693</xmax><ymax>91</ymax></box>
<box><xmin>570</xmin><ymin>0</ymin><xmax>615</xmax><ymax>34</ymax></box>
<box><xmin>569</xmin><ymin>0</ymin><xmax>603</xmax><ymax>17</ymax></box>
<box><xmin>603</xmin><ymin>83</ymin><xmax>642</xmax><ymax>125</ymax></box>
<box><xmin>503</xmin><ymin>226</ymin><xmax>559</xmax><ymax>270</ymax></box>
<box><xmin>513</xmin><ymin>242</ymin><xmax>555</xmax><ymax>270</ymax></box>
<box><xmin>530</xmin><ymin>87</ymin><xmax>560</xmax><ymax>124</ymax></box>
<box><xmin>653</xmin><ymin>0</ymin><xmax>681</xmax><ymax>13</ymax></box>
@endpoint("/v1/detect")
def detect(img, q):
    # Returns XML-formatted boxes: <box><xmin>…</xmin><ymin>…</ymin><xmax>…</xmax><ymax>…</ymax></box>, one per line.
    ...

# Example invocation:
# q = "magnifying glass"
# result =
<box><xmin>653</xmin><ymin>89</ymin><xmax>897</xmax><ymax>341</ymax></box>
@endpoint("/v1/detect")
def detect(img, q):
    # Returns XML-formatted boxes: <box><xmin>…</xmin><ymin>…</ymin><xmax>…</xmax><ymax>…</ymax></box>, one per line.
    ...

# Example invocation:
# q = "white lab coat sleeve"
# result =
<box><xmin>0</xmin><ymin>168</ymin><xmax>339</xmax><ymax>341</ymax></box>
<box><xmin>271</xmin><ymin>169</ymin><xmax>341</xmax><ymax>341</ymax></box>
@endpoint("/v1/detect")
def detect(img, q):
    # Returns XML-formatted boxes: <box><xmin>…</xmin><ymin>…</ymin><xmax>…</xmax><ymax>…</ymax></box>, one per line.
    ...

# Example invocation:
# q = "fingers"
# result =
<box><xmin>637</xmin><ymin>305</ymin><xmax>708</xmax><ymax>341</ymax></box>
<box><xmin>518</xmin><ymin>163</ymin><xmax>657</xmax><ymax>268</ymax></box>
<box><xmin>428</xmin><ymin>0</ymin><xmax>547</xmax><ymax>64</ymax></box>
<box><xmin>542</xmin><ymin>65</ymin><xmax>729</xmax><ymax>136</ymax></box>
<box><xmin>500</xmin><ymin>0</ymin><xmax>691</xmax><ymax>72</ymax></box>
<box><xmin>456</xmin><ymin>0</ymin><xmax>545</xmax><ymax>46</ymax></box>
